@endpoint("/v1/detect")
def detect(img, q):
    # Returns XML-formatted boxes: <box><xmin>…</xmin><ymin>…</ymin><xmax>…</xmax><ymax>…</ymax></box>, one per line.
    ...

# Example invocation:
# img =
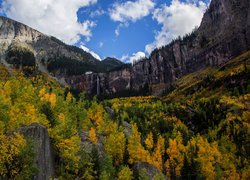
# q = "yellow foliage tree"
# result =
<box><xmin>56</xmin><ymin>135</ymin><xmax>81</xmax><ymax>173</ymax></box>
<box><xmin>104</xmin><ymin>130</ymin><xmax>126</xmax><ymax>166</ymax></box>
<box><xmin>87</xmin><ymin>103</ymin><xmax>105</xmax><ymax>128</ymax></box>
<box><xmin>0</xmin><ymin>133</ymin><xmax>27</xmax><ymax>177</ymax></box>
<box><xmin>127</xmin><ymin>124</ymin><xmax>150</xmax><ymax>164</ymax></box>
<box><xmin>151</xmin><ymin>135</ymin><xmax>165</xmax><ymax>171</ymax></box>
<box><xmin>118</xmin><ymin>166</ymin><xmax>133</xmax><ymax>180</ymax></box>
<box><xmin>89</xmin><ymin>127</ymin><xmax>98</xmax><ymax>144</ymax></box>
<box><xmin>66</xmin><ymin>92</ymin><xmax>74</xmax><ymax>104</ymax></box>
<box><xmin>165</xmin><ymin>132</ymin><xmax>185</xmax><ymax>178</ymax></box>
<box><xmin>8</xmin><ymin>103</ymin><xmax>40</xmax><ymax>131</ymax></box>
<box><xmin>187</xmin><ymin>135</ymin><xmax>221</xmax><ymax>180</ymax></box>
<box><xmin>39</xmin><ymin>87</ymin><xmax>56</xmax><ymax>108</ymax></box>
<box><xmin>145</xmin><ymin>132</ymin><xmax>154</xmax><ymax>151</ymax></box>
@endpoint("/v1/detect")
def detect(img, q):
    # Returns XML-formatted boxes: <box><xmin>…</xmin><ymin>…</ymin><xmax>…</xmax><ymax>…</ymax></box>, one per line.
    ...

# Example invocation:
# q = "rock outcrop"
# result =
<box><xmin>133</xmin><ymin>162</ymin><xmax>166</xmax><ymax>180</ymax></box>
<box><xmin>15</xmin><ymin>123</ymin><xmax>54</xmax><ymax>180</ymax></box>
<box><xmin>80</xmin><ymin>131</ymin><xmax>106</xmax><ymax>159</ymax></box>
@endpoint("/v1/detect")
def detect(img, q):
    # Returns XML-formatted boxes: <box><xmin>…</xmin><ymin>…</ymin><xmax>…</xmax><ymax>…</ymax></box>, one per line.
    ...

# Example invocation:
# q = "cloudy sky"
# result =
<box><xmin>0</xmin><ymin>0</ymin><xmax>210</xmax><ymax>63</ymax></box>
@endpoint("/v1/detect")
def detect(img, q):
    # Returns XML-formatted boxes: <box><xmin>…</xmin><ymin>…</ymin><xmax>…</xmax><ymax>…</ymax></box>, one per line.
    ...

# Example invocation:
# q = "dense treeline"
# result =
<box><xmin>47</xmin><ymin>56</ymin><xmax>97</xmax><ymax>75</ymax></box>
<box><xmin>6</xmin><ymin>46</ymin><xmax>36</xmax><ymax>68</ymax></box>
<box><xmin>47</xmin><ymin>56</ymin><xmax>126</xmax><ymax>76</ymax></box>
<box><xmin>0</xmin><ymin>51</ymin><xmax>249</xmax><ymax>179</ymax></box>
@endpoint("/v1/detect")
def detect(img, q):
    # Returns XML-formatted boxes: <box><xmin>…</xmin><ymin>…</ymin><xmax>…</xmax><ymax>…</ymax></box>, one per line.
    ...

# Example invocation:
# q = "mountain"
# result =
<box><xmin>0</xmin><ymin>0</ymin><xmax>249</xmax><ymax>96</ymax></box>
<box><xmin>101</xmin><ymin>57</ymin><xmax>125</xmax><ymax>72</ymax></box>
<box><xmin>0</xmin><ymin>16</ymin><xmax>124</xmax><ymax>78</ymax></box>
<box><xmin>70</xmin><ymin>0</ymin><xmax>250</xmax><ymax>96</ymax></box>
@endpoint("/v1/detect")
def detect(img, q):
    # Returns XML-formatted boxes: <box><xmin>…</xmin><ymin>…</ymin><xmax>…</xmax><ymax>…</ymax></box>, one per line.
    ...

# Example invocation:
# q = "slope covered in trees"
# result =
<box><xmin>0</xmin><ymin>51</ymin><xmax>249</xmax><ymax>179</ymax></box>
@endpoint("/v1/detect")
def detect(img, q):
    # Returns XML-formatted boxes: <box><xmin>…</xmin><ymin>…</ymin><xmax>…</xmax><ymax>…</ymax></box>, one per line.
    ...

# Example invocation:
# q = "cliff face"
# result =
<box><xmin>0</xmin><ymin>16</ymin><xmax>42</xmax><ymax>44</ymax></box>
<box><xmin>66</xmin><ymin>67</ymin><xmax>132</xmax><ymax>94</ymax></box>
<box><xmin>70</xmin><ymin>0</ymin><xmax>250</xmax><ymax>95</ymax></box>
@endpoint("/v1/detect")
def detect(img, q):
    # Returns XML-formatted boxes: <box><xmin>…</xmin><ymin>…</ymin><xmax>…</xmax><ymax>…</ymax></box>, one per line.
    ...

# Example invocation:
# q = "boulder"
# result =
<box><xmin>133</xmin><ymin>162</ymin><xmax>166</xmax><ymax>180</ymax></box>
<box><xmin>80</xmin><ymin>131</ymin><xmax>106</xmax><ymax>159</ymax></box>
<box><xmin>15</xmin><ymin>123</ymin><xmax>55</xmax><ymax>180</ymax></box>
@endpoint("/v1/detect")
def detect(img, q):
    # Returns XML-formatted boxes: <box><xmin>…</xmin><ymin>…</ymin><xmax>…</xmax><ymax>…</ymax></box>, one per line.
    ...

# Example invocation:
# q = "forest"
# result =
<box><xmin>0</xmin><ymin>51</ymin><xmax>249</xmax><ymax>179</ymax></box>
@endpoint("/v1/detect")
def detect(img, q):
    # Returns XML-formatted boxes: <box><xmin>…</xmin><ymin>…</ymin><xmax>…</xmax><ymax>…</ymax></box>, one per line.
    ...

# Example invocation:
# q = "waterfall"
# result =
<box><xmin>97</xmin><ymin>75</ymin><xmax>100</xmax><ymax>95</ymax></box>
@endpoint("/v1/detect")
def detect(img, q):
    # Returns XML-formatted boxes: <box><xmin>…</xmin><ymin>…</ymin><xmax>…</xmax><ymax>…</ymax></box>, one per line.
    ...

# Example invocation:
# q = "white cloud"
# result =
<box><xmin>80</xmin><ymin>45</ymin><xmax>102</xmax><ymax>61</ymax></box>
<box><xmin>145</xmin><ymin>0</ymin><xmax>207</xmax><ymax>54</ymax></box>
<box><xmin>99</xmin><ymin>42</ymin><xmax>104</xmax><ymax>48</ymax></box>
<box><xmin>1</xmin><ymin>0</ymin><xmax>97</xmax><ymax>44</ymax></box>
<box><xmin>115</xmin><ymin>22</ymin><xmax>129</xmax><ymax>37</ymax></box>
<box><xmin>115</xmin><ymin>29</ymin><xmax>119</xmax><ymax>37</ymax></box>
<box><xmin>109</xmin><ymin>0</ymin><xmax>155</xmax><ymax>23</ymax></box>
<box><xmin>120</xmin><ymin>52</ymin><xmax>146</xmax><ymax>64</ymax></box>
<box><xmin>130</xmin><ymin>52</ymin><xmax>146</xmax><ymax>64</ymax></box>
<box><xmin>90</xmin><ymin>9</ymin><xmax>105</xmax><ymax>18</ymax></box>
<box><xmin>120</xmin><ymin>54</ymin><xmax>130</xmax><ymax>63</ymax></box>
<box><xmin>109</xmin><ymin>0</ymin><xmax>155</xmax><ymax>36</ymax></box>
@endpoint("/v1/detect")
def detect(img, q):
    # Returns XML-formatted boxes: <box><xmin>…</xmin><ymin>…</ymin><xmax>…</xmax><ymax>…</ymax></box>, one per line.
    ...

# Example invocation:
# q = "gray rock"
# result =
<box><xmin>133</xmin><ymin>162</ymin><xmax>166</xmax><ymax>180</ymax></box>
<box><xmin>15</xmin><ymin>123</ymin><xmax>55</xmax><ymax>180</ymax></box>
<box><xmin>121</xmin><ymin>121</ymin><xmax>132</xmax><ymax>138</ymax></box>
<box><xmin>104</xmin><ymin>106</ymin><xmax>115</xmax><ymax>117</ymax></box>
<box><xmin>80</xmin><ymin>131</ymin><xmax>106</xmax><ymax>159</ymax></box>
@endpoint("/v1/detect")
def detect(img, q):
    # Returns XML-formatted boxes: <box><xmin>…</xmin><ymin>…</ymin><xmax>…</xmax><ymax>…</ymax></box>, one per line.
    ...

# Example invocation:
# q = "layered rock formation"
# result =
<box><xmin>67</xmin><ymin>0</ymin><xmax>250</xmax><ymax>95</ymax></box>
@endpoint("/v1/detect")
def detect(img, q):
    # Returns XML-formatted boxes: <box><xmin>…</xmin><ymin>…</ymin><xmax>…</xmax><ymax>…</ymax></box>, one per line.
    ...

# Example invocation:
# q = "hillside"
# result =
<box><xmin>0</xmin><ymin>51</ymin><xmax>249</xmax><ymax>179</ymax></box>
<box><xmin>0</xmin><ymin>16</ymin><xmax>124</xmax><ymax>77</ymax></box>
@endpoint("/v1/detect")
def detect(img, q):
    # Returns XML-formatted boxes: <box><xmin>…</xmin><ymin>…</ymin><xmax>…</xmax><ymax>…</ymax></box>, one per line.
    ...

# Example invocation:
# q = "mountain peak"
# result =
<box><xmin>0</xmin><ymin>16</ymin><xmax>43</xmax><ymax>43</ymax></box>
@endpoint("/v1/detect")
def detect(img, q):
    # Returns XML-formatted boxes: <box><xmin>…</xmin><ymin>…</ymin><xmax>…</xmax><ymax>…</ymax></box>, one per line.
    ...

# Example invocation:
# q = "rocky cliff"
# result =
<box><xmin>68</xmin><ymin>0</ymin><xmax>250</xmax><ymax>95</ymax></box>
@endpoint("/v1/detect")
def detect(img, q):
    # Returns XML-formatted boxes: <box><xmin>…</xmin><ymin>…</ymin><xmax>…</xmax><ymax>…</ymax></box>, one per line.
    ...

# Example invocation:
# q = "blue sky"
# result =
<box><xmin>0</xmin><ymin>0</ymin><xmax>210</xmax><ymax>62</ymax></box>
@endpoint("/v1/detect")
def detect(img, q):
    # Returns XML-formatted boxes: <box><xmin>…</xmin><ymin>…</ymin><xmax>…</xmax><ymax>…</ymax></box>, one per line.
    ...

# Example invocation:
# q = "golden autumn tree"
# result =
<box><xmin>127</xmin><ymin>124</ymin><xmax>150</xmax><ymax>164</ymax></box>
<box><xmin>145</xmin><ymin>132</ymin><xmax>154</xmax><ymax>151</ymax></box>
<box><xmin>39</xmin><ymin>87</ymin><xmax>56</xmax><ymax>108</ymax></box>
<box><xmin>165</xmin><ymin>132</ymin><xmax>186</xmax><ymax>178</ymax></box>
<box><xmin>0</xmin><ymin>133</ymin><xmax>27</xmax><ymax>177</ymax></box>
<box><xmin>117</xmin><ymin>166</ymin><xmax>133</xmax><ymax>180</ymax></box>
<box><xmin>56</xmin><ymin>135</ymin><xmax>81</xmax><ymax>173</ymax></box>
<box><xmin>104</xmin><ymin>130</ymin><xmax>126</xmax><ymax>166</ymax></box>
<box><xmin>89</xmin><ymin>127</ymin><xmax>98</xmax><ymax>144</ymax></box>
<box><xmin>86</xmin><ymin>102</ymin><xmax>105</xmax><ymax>129</ymax></box>
<box><xmin>151</xmin><ymin>135</ymin><xmax>165</xmax><ymax>171</ymax></box>
<box><xmin>8</xmin><ymin>103</ymin><xmax>41</xmax><ymax>131</ymax></box>
<box><xmin>187</xmin><ymin>135</ymin><xmax>221</xmax><ymax>180</ymax></box>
